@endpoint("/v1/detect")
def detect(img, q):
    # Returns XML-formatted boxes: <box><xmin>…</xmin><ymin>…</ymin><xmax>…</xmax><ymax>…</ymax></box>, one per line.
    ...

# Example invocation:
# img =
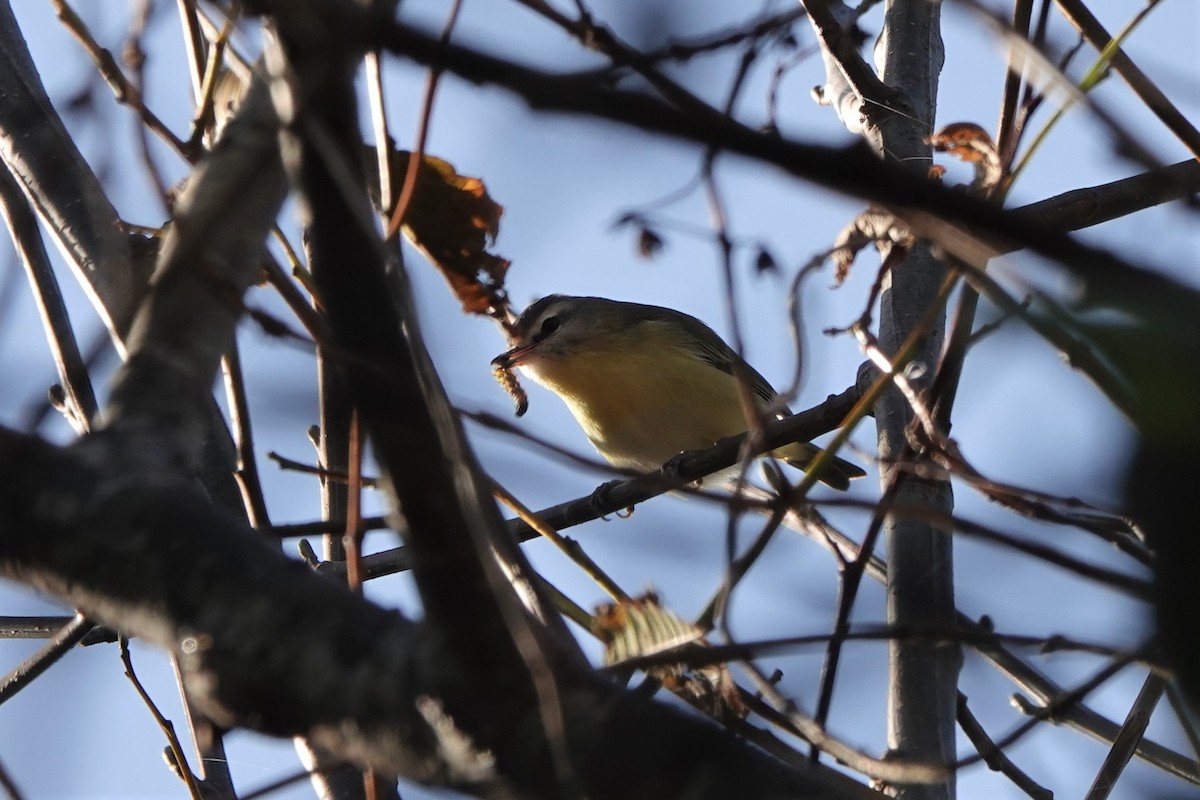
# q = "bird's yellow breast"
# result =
<box><xmin>521</xmin><ymin>326</ymin><xmax>756</xmax><ymax>470</ymax></box>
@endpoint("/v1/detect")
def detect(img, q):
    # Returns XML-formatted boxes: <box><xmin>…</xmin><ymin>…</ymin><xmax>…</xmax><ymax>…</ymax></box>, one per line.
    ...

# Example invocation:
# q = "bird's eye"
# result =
<box><xmin>533</xmin><ymin>316</ymin><xmax>561</xmax><ymax>342</ymax></box>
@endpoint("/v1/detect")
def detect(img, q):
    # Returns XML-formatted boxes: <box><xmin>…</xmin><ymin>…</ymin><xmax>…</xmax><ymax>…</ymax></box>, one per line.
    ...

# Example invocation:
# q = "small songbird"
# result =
<box><xmin>491</xmin><ymin>295</ymin><xmax>865</xmax><ymax>489</ymax></box>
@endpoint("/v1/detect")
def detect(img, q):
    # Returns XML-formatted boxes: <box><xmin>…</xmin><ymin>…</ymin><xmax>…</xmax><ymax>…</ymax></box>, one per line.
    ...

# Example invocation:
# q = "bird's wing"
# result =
<box><xmin>658</xmin><ymin>311</ymin><xmax>784</xmax><ymax>410</ymax></box>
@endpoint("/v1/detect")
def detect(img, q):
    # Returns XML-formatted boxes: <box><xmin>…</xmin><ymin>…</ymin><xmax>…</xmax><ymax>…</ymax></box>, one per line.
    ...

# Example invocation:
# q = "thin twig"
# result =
<box><xmin>962</xmin><ymin>646</ymin><xmax>1147</xmax><ymax>770</ymax></box>
<box><xmin>955</xmin><ymin>263</ymin><xmax>1139</xmax><ymax>418</ymax></box>
<box><xmin>995</xmin><ymin>0</ymin><xmax>1035</xmax><ymax>167</ymax></box>
<box><xmin>639</xmin><ymin>7</ymin><xmax>808</xmax><ymax>63</ymax></box>
<box><xmin>957</xmin><ymin>692</ymin><xmax>1053</xmax><ymax>799</ymax></box>
<box><xmin>810</xmin><ymin>476</ymin><xmax>902</xmax><ymax>755</ymax></box>
<box><xmin>927</xmin><ymin>441</ymin><xmax>1151</xmax><ymax>565</ymax></box>
<box><xmin>51</xmin><ymin>0</ymin><xmax>188</xmax><ymax>157</ymax></box>
<box><xmin>997</xmin><ymin>0</ymin><xmax>1165</xmax><ymax>184</ymax></box>
<box><xmin>610</xmin><ymin>625</ymin><xmax>1152</xmax><ymax>674</ymax></box>
<box><xmin>809</xmin><ymin>276</ymin><xmax>960</xmax><ymax>757</ymax></box>
<box><xmin>492</xmin><ymin>481</ymin><xmax>628</xmax><ymax>602</ymax></box>
<box><xmin>266</xmin><ymin>450</ymin><xmax>380</xmax><ymax>488</ymax></box>
<box><xmin>261</xmin><ymin>249</ymin><xmax>326</xmax><ymax>340</ymax></box>
<box><xmin>0</xmin><ymin>613</ymin><xmax>93</xmax><ymax>705</ymax></box>
<box><xmin>817</xmin><ymin>496</ymin><xmax>1152</xmax><ymax>599</ymax></box>
<box><xmin>1165</xmin><ymin>682</ymin><xmax>1200</xmax><ymax>759</ymax></box>
<box><xmin>776</xmin><ymin>249</ymin><xmax>836</xmax><ymax>406</ymax></box>
<box><xmin>221</xmin><ymin>343</ymin><xmax>271</xmax><ymax>529</ymax></box>
<box><xmin>364</xmin><ymin>49</ymin><xmax>393</xmax><ymax>213</ymax></box>
<box><xmin>0</xmin><ymin>163</ymin><xmax>98</xmax><ymax>432</ymax></box>
<box><xmin>176</xmin><ymin>0</ymin><xmax>207</xmax><ymax>101</ymax></box>
<box><xmin>691</xmin><ymin>362</ymin><xmax>896</xmax><ymax>629</ymax></box>
<box><xmin>119</xmin><ymin>639</ymin><xmax>203</xmax><ymax>800</ymax></box>
<box><xmin>186</xmin><ymin>11</ymin><xmax>236</xmax><ymax>150</ymax></box>
<box><xmin>386</xmin><ymin>0</ymin><xmax>464</xmax><ymax>238</ymax></box>
<box><xmin>0</xmin><ymin>753</ymin><xmax>25</xmax><ymax>800</ymax></box>
<box><xmin>703</xmin><ymin>40</ymin><xmax>769</xmax><ymax>635</ymax></box>
<box><xmin>737</xmin><ymin>651</ymin><xmax>948</xmax><ymax>785</ymax></box>
<box><xmin>511</xmin><ymin>0</ymin><xmax>735</xmax><ymax>120</ymax></box>
<box><xmin>1055</xmin><ymin>0</ymin><xmax>1198</xmax><ymax>159</ymax></box>
<box><xmin>125</xmin><ymin>1</ymin><xmax>173</xmax><ymax>211</ymax></box>
<box><xmin>1083</xmin><ymin>672</ymin><xmax>1166</xmax><ymax>800</ymax></box>
<box><xmin>342</xmin><ymin>412</ymin><xmax>366</xmax><ymax>592</ymax></box>
<box><xmin>782</xmin><ymin>512</ymin><xmax>1199</xmax><ymax>784</ymax></box>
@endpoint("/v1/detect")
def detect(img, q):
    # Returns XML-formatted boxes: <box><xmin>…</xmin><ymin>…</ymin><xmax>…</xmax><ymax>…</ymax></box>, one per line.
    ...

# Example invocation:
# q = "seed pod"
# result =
<box><xmin>493</xmin><ymin>362</ymin><xmax>528</xmax><ymax>417</ymax></box>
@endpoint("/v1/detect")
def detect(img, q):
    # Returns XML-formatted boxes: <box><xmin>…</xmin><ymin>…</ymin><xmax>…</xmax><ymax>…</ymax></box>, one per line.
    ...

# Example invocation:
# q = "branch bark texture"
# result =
<box><xmin>871</xmin><ymin>5</ymin><xmax>959</xmax><ymax>799</ymax></box>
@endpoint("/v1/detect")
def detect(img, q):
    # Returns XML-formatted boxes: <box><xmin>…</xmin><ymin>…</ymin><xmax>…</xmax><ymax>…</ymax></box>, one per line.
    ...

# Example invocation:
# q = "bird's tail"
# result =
<box><xmin>776</xmin><ymin>442</ymin><xmax>866</xmax><ymax>491</ymax></box>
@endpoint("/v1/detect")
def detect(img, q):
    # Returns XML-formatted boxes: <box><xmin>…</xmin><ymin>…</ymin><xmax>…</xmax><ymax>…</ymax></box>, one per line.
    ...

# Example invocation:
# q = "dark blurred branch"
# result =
<box><xmin>1055</xmin><ymin>0</ymin><xmax>1200</xmax><ymax>161</ymax></box>
<box><xmin>1083</xmin><ymin>673</ymin><xmax>1164</xmax><ymax>800</ymax></box>
<box><xmin>0</xmin><ymin>425</ymin><xmax>447</xmax><ymax>780</ymax></box>
<box><xmin>640</xmin><ymin>6</ymin><xmax>808</xmax><ymax>62</ymax></box>
<box><xmin>995</xmin><ymin>0</ymin><xmax>1035</xmax><ymax>166</ymax></box>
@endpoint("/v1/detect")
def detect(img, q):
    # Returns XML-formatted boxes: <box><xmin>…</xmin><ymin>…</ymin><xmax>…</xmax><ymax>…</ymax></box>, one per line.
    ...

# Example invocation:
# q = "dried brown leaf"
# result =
<box><xmin>831</xmin><ymin>205</ymin><xmax>913</xmax><ymax>285</ymax></box>
<box><xmin>928</xmin><ymin>121</ymin><xmax>1004</xmax><ymax>194</ymax></box>
<box><xmin>394</xmin><ymin>152</ymin><xmax>511</xmax><ymax>317</ymax></box>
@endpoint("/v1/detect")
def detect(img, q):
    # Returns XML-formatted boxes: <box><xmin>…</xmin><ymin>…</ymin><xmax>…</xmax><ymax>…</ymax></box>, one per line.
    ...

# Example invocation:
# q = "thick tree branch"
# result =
<box><xmin>1012</xmin><ymin>159</ymin><xmax>1199</xmax><ymax>233</ymax></box>
<box><xmin>0</xmin><ymin>426</ymin><xmax>447</xmax><ymax>779</ymax></box>
<box><xmin>0</xmin><ymin>0</ymin><xmax>147</xmax><ymax>343</ymax></box>
<box><xmin>0</xmin><ymin>0</ymin><xmax>247</xmax><ymax>510</ymax></box>
<box><xmin>100</xmin><ymin>75</ymin><xmax>287</xmax><ymax>464</ymax></box>
<box><xmin>0</xmin><ymin>421</ymin><xmax>894</xmax><ymax>799</ymax></box>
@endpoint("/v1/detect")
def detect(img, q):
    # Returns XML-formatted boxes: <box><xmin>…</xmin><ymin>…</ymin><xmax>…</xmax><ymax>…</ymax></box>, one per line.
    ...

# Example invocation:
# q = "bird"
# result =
<box><xmin>491</xmin><ymin>294</ymin><xmax>865</xmax><ymax>490</ymax></box>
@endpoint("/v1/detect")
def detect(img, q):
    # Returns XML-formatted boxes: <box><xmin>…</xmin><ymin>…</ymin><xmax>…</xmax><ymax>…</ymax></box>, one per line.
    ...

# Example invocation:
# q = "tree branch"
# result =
<box><xmin>0</xmin><ymin>0</ymin><xmax>147</xmax><ymax>343</ymax></box>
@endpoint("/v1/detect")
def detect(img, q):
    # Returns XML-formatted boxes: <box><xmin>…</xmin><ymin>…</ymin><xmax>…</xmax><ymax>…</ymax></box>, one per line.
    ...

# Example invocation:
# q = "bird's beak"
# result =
<box><xmin>491</xmin><ymin>341</ymin><xmax>538</xmax><ymax>369</ymax></box>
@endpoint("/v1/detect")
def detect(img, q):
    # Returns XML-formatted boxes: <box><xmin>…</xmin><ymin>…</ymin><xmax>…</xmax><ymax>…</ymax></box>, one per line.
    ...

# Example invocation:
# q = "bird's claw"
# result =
<box><xmin>662</xmin><ymin>449</ymin><xmax>707</xmax><ymax>484</ymax></box>
<box><xmin>589</xmin><ymin>479</ymin><xmax>634</xmax><ymax>519</ymax></box>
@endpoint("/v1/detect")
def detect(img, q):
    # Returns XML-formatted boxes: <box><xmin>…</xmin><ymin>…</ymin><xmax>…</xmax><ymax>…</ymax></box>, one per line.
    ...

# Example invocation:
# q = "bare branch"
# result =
<box><xmin>0</xmin><ymin>163</ymin><xmax>98</xmax><ymax>433</ymax></box>
<box><xmin>1083</xmin><ymin>673</ymin><xmax>1165</xmax><ymax>800</ymax></box>
<box><xmin>1055</xmin><ymin>0</ymin><xmax>1200</xmax><ymax>161</ymax></box>
<box><xmin>0</xmin><ymin>0</ymin><xmax>147</xmax><ymax>343</ymax></box>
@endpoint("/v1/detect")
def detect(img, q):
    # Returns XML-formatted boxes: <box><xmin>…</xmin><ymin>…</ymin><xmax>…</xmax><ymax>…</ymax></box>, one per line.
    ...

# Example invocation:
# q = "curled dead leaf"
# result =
<box><xmin>928</xmin><ymin>122</ymin><xmax>1004</xmax><ymax>195</ymax></box>
<box><xmin>389</xmin><ymin>152</ymin><xmax>511</xmax><ymax>318</ymax></box>
<box><xmin>831</xmin><ymin>206</ymin><xmax>913</xmax><ymax>286</ymax></box>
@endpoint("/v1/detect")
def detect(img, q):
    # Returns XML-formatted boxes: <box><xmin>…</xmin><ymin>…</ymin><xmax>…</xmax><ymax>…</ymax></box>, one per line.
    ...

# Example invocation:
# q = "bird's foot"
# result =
<box><xmin>661</xmin><ymin>448</ymin><xmax>709</xmax><ymax>485</ymax></box>
<box><xmin>589</xmin><ymin>479</ymin><xmax>635</xmax><ymax>519</ymax></box>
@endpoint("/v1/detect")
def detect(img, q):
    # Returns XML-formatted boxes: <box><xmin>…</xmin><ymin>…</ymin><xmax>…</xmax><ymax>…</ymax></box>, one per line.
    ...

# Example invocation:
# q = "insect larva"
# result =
<box><xmin>493</xmin><ymin>362</ymin><xmax>528</xmax><ymax>417</ymax></box>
